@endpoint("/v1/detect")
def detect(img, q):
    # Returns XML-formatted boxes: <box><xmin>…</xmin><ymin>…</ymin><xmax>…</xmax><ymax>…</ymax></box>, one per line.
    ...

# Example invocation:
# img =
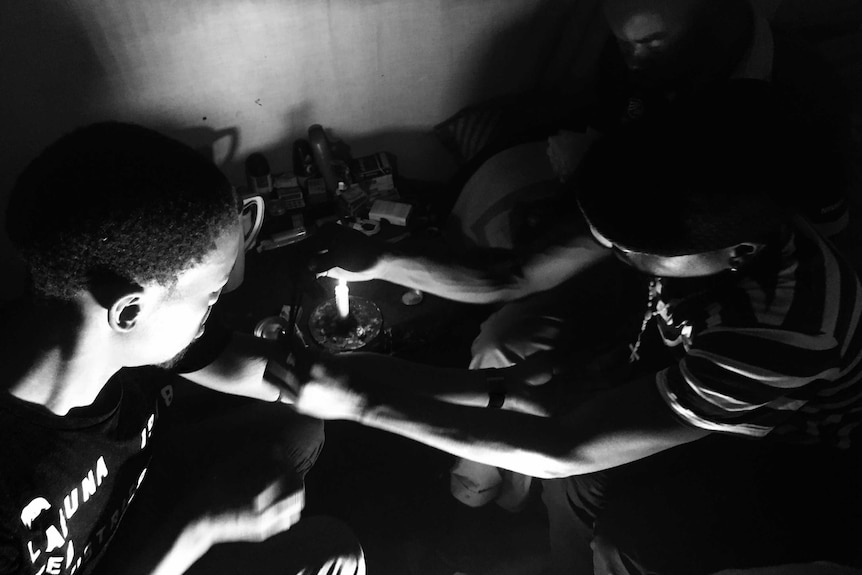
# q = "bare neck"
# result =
<box><xmin>0</xmin><ymin>296</ymin><xmax>122</xmax><ymax>415</ymax></box>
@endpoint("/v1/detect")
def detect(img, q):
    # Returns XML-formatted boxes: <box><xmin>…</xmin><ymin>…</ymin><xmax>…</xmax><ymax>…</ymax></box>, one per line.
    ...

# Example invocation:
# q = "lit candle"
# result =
<box><xmin>335</xmin><ymin>278</ymin><xmax>349</xmax><ymax>318</ymax></box>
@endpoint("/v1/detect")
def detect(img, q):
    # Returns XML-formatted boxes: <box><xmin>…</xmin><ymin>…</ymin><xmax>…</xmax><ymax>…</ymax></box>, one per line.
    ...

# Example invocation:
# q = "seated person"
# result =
<box><xmin>456</xmin><ymin>0</ymin><xmax>851</xmax><ymax>246</ymax></box>
<box><xmin>551</xmin><ymin>0</ymin><xmax>852</xmax><ymax>237</ymax></box>
<box><xmin>323</xmin><ymin>81</ymin><xmax>822</xmax><ymax>511</ymax></box>
<box><xmin>402</xmin><ymin>0</ymin><xmax>856</xmax><ymax>509</ymax></box>
<box><xmin>0</xmin><ymin>122</ymin><xmax>365</xmax><ymax>575</ymax></box>
<box><xmin>300</xmin><ymin>92</ymin><xmax>862</xmax><ymax>573</ymax></box>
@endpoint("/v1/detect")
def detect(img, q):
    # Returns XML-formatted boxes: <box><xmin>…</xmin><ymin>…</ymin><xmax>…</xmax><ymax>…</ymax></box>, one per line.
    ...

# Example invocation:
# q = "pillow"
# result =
<box><xmin>433</xmin><ymin>92</ymin><xmax>582</xmax><ymax>167</ymax></box>
<box><xmin>433</xmin><ymin>100</ymin><xmax>505</xmax><ymax>166</ymax></box>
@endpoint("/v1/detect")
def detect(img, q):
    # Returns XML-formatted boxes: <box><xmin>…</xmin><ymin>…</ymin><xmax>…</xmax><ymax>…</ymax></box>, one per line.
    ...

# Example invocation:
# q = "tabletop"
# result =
<box><xmin>217</xmin><ymin>204</ymin><xmax>484</xmax><ymax>363</ymax></box>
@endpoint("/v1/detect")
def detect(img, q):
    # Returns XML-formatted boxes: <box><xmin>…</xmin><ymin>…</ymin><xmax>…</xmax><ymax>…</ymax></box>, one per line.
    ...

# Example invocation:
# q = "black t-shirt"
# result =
<box><xmin>0</xmin><ymin>367</ymin><xmax>174</xmax><ymax>575</ymax></box>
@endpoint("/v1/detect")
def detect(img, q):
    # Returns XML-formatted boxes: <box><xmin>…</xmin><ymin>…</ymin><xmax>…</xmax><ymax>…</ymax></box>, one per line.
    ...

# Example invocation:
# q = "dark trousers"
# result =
<box><xmin>542</xmin><ymin>435</ymin><xmax>862</xmax><ymax>575</ymax></box>
<box><xmin>93</xmin><ymin>378</ymin><xmax>364</xmax><ymax>575</ymax></box>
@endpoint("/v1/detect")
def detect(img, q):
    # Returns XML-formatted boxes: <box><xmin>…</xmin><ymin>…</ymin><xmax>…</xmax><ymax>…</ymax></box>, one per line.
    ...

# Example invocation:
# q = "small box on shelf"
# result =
<box><xmin>257</xmin><ymin>212</ymin><xmax>308</xmax><ymax>251</ymax></box>
<box><xmin>339</xmin><ymin>184</ymin><xmax>370</xmax><ymax>216</ymax></box>
<box><xmin>368</xmin><ymin>199</ymin><xmax>412</xmax><ymax>226</ymax></box>
<box><xmin>349</xmin><ymin>151</ymin><xmax>396</xmax><ymax>180</ymax></box>
<box><xmin>306</xmin><ymin>177</ymin><xmax>329</xmax><ymax>205</ymax></box>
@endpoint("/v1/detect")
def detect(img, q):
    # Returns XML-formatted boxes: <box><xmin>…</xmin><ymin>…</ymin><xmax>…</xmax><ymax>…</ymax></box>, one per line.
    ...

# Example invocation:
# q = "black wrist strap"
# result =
<box><xmin>486</xmin><ymin>373</ymin><xmax>506</xmax><ymax>409</ymax></box>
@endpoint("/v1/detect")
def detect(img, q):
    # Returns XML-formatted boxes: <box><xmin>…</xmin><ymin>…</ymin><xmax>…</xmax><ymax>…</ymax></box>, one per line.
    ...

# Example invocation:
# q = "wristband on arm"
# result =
<box><xmin>486</xmin><ymin>372</ymin><xmax>506</xmax><ymax>409</ymax></box>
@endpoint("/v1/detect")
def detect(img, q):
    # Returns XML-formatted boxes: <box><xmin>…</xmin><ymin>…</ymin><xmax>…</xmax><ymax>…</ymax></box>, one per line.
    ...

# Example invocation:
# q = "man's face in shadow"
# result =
<box><xmin>603</xmin><ymin>0</ymin><xmax>701</xmax><ymax>84</ymax></box>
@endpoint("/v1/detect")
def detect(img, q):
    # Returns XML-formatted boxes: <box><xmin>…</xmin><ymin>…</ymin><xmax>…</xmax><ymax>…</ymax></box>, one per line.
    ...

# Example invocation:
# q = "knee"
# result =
<box><xmin>470</xmin><ymin>319</ymin><xmax>544</xmax><ymax>370</ymax></box>
<box><xmin>292</xmin><ymin>516</ymin><xmax>367</xmax><ymax>575</ymax></box>
<box><xmin>592</xmin><ymin>502</ymin><xmax>657</xmax><ymax>575</ymax></box>
<box><xmin>470</xmin><ymin>303</ymin><xmax>568</xmax><ymax>370</ymax></box>
<box><xmin>449</xmin><ymin>460</ymin><xmax>502</xmax><ymax>507</ymax></box>
<box><xmin>591</xmin><ymin>533</ymin><xmax>636</xmax><ymax>575</ymax></box>
<box><xmin>271</xmin><ymin>413</ymin><xmax>325</xmax><ymax>480</ymax></box>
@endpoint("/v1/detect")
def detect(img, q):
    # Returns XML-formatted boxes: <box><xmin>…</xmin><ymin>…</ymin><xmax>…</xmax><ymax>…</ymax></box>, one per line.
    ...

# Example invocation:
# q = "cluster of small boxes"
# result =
<box><xmin>269</xmin><ymin>174</ymin><xmax>306</xmax><ymax>216</ymax></box>
<box><xmin>245</xmin><ymin>148</ymin><xmax>415</xmax><ymax>251</ymax></box>
<box><xmin>338</xmin><ymin>152</ymin><xmax>400</xmax><ymax>216</ymax></box>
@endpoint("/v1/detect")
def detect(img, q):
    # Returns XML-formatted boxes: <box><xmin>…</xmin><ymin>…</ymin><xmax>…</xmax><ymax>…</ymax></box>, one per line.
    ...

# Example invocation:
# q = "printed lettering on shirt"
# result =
<box><xmin>140</xmin><ymin>412</ymin><xmax>156</xmax><ymax>449</ymax></box>
<box><xmin>160</xmin><ymin>384</ymin><xmax>174</xmax><ymax>407</ymax></box>
<box><xmin>20</xmin><ymin>411</ymin><xmax>156</xmax><ymax>574</ymax></box>
<box><xmin>21</xmin><ymin>463</ymin><xmax>149</xmax><ymax>575</ymax></box>
<box><xmin>21</xmin><ymin>456</ymin><xmax>107</xmax><ymax>573</ymax></box>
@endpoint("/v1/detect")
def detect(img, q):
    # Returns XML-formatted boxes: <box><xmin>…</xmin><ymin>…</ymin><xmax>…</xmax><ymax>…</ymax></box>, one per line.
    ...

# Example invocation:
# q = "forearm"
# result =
<box><xmin>377</xmin><ymin>232</ymin><xmax>612</xmax><ymax>304</ymax></box>
<box><xmin>181</xmin><ymin>333</ymin><xmax>283</xmax><ymax>402</ymax></box>
<box><xmin>349</xmin><ymin>377</ymin><xmax>708</xmax><ymax>478</ymax></box>
<box><xmin>357</xmin><ymin>391</ymin><xmax>574</xmax><ymax>478</ymax></box>
<box><xmin>378</xmin><ymin>251</ymin><xmax>527</xmax><ymax>304</ymax></box>
<box><xmin>330</xmin><ymin>352</ymin><xmax>501</xmax><ymax>407</ymax></box>
<box><xmin>149</xmin><ymin>522</ymin><xmax>212</xmax><ymax>575</ymax></box>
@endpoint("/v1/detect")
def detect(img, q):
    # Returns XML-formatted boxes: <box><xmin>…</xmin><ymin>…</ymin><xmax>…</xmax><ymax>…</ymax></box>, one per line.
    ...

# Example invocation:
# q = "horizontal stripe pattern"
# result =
<box><xmin>656</xmin><ymin>217</ymin><xmax>862</xmax><ymax>447</ymax></box>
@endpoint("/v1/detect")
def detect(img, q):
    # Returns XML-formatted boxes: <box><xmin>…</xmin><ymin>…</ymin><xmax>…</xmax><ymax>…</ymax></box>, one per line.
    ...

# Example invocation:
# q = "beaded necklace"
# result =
<box><xmin>628</xmin><ymin>277</ymin><xmax>661</xmax><ymax>363</ymax></box>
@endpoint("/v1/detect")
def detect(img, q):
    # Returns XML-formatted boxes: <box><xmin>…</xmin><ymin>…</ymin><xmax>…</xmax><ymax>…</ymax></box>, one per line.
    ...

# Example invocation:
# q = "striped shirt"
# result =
<box><xmin>655</xmin><ymin>217</ymin><xmax>862</xmax><ymax>448</ymax></box>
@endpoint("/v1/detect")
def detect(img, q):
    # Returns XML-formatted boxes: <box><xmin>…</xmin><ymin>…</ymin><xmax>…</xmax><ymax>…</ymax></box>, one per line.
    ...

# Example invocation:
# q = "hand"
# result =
<box><xmin>505</xmin><ymin>350</ymin><xmax>555</xmax><ymax>387</ymax></box>
<box><xmin>154</xmin><ymin>481</ymin><xmax>304</xmax><ymax>575</ymax></box>
<box><xmin>293</xmin><ymin>359</ymin><xmax>369</xmax><ymax>421</ymax></box>
<box><xmin>499</xmin><ymin>347</ymin><xmax>634</xmax><ymax>417</ymax></box>
<box><xmin>270</xmin><ymin>333</ymin><xmax>323</xmax><ymax>404</ymax></box>
<box><xmin>199</xmin><ymin>481</ymin><xmax>305</xmax><ymax>546</ymax></box>
<box><xmin>489</xmin><ymin>351</ymin><xmax>557</xmax><ymax>416</ymax></box>
<box><xmin>495</xmin><ymin>350</ymin><xmax>611</xmax><ymax>417</ymax></box>
<box><xmin>307</xmin><ymin>222</ymin><xmax>388</xmax><ymax>282</ymax></box>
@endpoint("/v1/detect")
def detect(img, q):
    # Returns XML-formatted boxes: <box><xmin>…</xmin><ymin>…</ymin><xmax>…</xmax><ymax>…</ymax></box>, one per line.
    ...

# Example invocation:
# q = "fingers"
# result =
<box><xmin>308</xmin><ymin>249</ymin><xmax>338</xmax><ymax>275</ymax></box>
<box><xmin>258</xmin><ymin>489</ymin><xmax>304</xmax><ymax>537</ymax></box>
<box><xmin>253</xmin><ymin>479</ymin><xmax>302</xmax><ymax>512</ymax></box>
<box><xmin>518</xmin><ymin>350</ymin><xmax>556</xmax><ymax>386</ymax></box>
<box><xmin>212</xmin><ymin>486</ymin><xmax>306</xmax><ymax>544</ymax></box>
<box><xmin>246</xmin><ymin>488</ymin><xmax>305</xmax><ymax>542</ymax></box>
<box><xmin>315</xmin><ymin>267</ymin><xmax>349</xmax><ymax>280</ymax></box>
<box><xmin>253</xmin><ymin>479</ymin><xmax>285</xmax><ymax>512</ymax></box>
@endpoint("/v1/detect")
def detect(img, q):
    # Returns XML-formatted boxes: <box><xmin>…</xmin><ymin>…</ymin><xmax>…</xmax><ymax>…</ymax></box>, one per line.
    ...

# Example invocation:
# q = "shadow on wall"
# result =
<box><xmin>0</xmin><ymin>116</ymin><xmax>459</xmax><ymax>303</ymax></box>
<box><xmin>457</xmin><ymin>0</ymin><xmax>607</xmax><ymax>107</ymax></box>
<box><xmin>0</xmin><ymin>0</ymin><xmax>588</xmax><ymax>301</ymax></box>
<box><xmin>159</xmin><ymin>122</ymin><xmax>458</xmax><ymax>196</ymax></box>
<box><xmin>0</xmin><ymin>0</ymin><xmax>110</xmax><ymax>301</ymax></box>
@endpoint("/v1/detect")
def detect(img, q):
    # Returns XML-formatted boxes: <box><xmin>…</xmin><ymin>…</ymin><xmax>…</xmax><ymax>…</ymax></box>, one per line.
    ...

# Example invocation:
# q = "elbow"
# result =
<box><xmin>529</xmin><ymin>445</ymin><xmax>600</xmax><ymax>479</ymax></box>
<box><xmin>496</xmin><ymin>279</ymin><xmax>534</xmax><ymax>303</ymax></box>
<box><xmin>530</xmin><ymin>468</ymin><xmax>567</xmax><ymax>480</ymax></box>
<box><xmin>532</xmin><ymin>461</ymin><xmax>582</xmax><ymax>480</ymax></box>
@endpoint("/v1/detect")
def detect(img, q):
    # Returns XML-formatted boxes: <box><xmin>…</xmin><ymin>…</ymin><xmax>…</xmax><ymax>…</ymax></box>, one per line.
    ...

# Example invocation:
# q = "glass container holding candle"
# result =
<box><xmin>309</xmin><ymin>279</ymin><xmax>382</xmax><ymax>351</ymax></box>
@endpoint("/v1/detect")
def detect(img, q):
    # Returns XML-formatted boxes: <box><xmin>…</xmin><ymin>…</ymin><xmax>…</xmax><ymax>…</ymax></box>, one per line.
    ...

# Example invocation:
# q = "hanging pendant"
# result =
<box><xmin>628</xmin><ymin>278</ymin><xmax>660</xmax><ymax>364</ymax></box>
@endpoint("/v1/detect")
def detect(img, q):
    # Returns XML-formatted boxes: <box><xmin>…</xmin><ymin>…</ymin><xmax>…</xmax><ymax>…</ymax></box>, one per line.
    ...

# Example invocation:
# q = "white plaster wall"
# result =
<box><xmin>2</xmin><ymin>0</ymin><xmax>846</xmax><ymax>298</ymax></box>
<box><xmin>0</xmin><ymin>0</ymin><xmax>573</xmax><ymax>298</ymax></box>
<box><xmin>1</xmin><ymin>0</ymin><xmax>553</xmax><ymax>179</ymax></box>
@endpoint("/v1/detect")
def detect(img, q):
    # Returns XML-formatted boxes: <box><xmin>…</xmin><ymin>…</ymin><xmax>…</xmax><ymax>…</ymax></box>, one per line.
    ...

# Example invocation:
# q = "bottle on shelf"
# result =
<box><xmin>245</xmin><ymin>152</ymin><xmax>272</xmax><ymax>196</ymax></box>
<box><xmin>307</xmin><ymin>124</ymin><xmax>339</xmax><ymax>195</ymax></box>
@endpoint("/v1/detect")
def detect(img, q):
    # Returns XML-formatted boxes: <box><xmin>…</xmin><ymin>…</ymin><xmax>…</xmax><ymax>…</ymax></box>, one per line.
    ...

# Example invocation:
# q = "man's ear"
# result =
<box><xmin>223</xmin><ymin>233</ymin><xmax>245</xmax><ymax>294</ymax></box>
<box><xmin>728</xmin><ymin>242</ymin><xmax>765</xmax><ymax>270</ymax></box>
<box><xmin>108</xmin><ymin>293</ymin><xmax>143</xmax><ymax>333</ymax></box>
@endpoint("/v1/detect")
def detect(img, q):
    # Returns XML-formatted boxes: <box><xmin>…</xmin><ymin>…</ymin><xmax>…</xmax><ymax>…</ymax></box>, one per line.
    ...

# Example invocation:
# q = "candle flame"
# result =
<box><xmin>335</xmin><ymin>278</ymin><xmax>350</xmax><ymax>318</ymax></box>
